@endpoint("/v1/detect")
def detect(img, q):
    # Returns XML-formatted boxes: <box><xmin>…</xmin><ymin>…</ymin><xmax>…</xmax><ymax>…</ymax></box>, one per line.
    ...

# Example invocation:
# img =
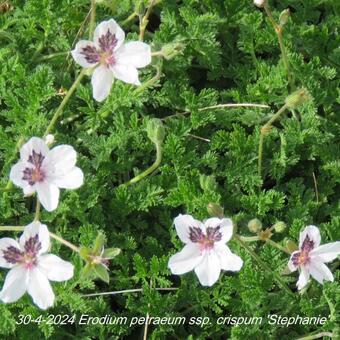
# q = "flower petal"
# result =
<box><xmin>173</xmin><ymin>214</ymin><xmax>202</xmax><ymax>244</ymax></box>
<box><xmin>0</xmin><ymin>238</ymin><xmax>22</xmax><ymax>268</ymax></box>
<box><xmin>205</xmin><ymin>217</ymin><xmax>233</xmax><ymax>243</ymax></box>
<box><xmin>19</xmin><ymin>137</ymin><xmax>49</xmax><ymax>163</ymax></box>
<box><xmin>309</xmin><ymin>261</ymin><xmax>334</xmax><ymax>284</ymax></box>
<box><xmin>94</xmin><ymin>19</ymin><xmax>125</xmax><ymax>51</ymax></box>
<box><xmin>19</xmin><ymin>221</ymin><xmax>50</xmax><ymax>255</ymax></box>
<box><xmin>310</xmin><ymin>242</ymin><xmax>340</xmax><ymax>263</ymax></box>
<box><xmin>27</xmin><ymin>268</ymin><xmax>55</xmax><ymax>310</ymax></box>
<box><xmin>116</xmin><ymin>41</ymin><xmax>151</xmax><ymax>68</ymax></box>
<box><xmin>47</xmin><ymin>145</ymin><xmax>78</xmax><ymax>175</ymax></box>
<box><xmin>299</xmin><ymin>225</ymin><xmax>321</xmax><ymax>249</ymax></box>
<box><xmin>194</xmin><ymin>252</ymin><xmax>221</xmax><ymax>286</ymax></box>
<box><xmin>51</xmin><ymin>167</ymin><xmax>84</xmax><ymax>189</ymax></box>
<box><xmin>91</xmin><ymin>65</ymin><xmax>114</xmax><ymax>102</ymax></box>
<box><xmin>0</xmin><ymin>266</ymin><xmax>28</xmax><ymax>303</ymax></box>
<box><xmin>9</xmin><ymin>161</ymin><xmax>33</xmax><ymax>189</ymax></box>
<box><xmin>111</xmin><ymin>63</ymin><xmax>140</xmax><ymax>85</ymax></box>
<box><xmin>71</xmin><ymin>40</ymin><xmax>100</xmax><ymax>68</ymax></box>
<box><xmin>296</xmin><ymin>266</ymin><xmax>310</xmax><ymax>290</ymax></box>
<box><xmin>38</xmin><ymin>254</ymin><xmax>74</xmax><ymax>282</ymax></box>
<box><xmin>288</xmin><ymin>251</ymin><xmax>299</xmax><ymax>272</ymax></box>
<box><xmin>214</xmin><ymin>243</ymin><xmax>243</xmax><ymax>272</ymax></box>
<box><xmin>168</xmin><ymin>243</ymin><xmax>203</xmax><ymax>275</ymax></box>
<box><xmin>36</xmin><ymin>182</ymin><xmax>60</xmax><ymax>212</ymax></box>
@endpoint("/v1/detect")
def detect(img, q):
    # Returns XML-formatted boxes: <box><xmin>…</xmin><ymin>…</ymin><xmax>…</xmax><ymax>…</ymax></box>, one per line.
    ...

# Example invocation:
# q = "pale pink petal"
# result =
<box><xmin>0</xmin><ymin>266</ymin><xmax>28</xmax><ymax>303</ymax></box>
<box><xmin>309</xmin><ymin>261</ymin><xmax>334</xmax><ymax>284</ymax></box>
<box><xmin>91</xmin><ymin>65</ymin><xmax>114</xmax><ymax>102</ymax></box>
<box><xmin>51</xmin><ymin>167</ymin><xmax>84</xmax><ymax>189</ymax></box>
<box><xmin>111</xmin><ymin>63</ymin><xmax>140</xmax><ymax>85</ymax></box>
<box><xmin>0</xmin><ymin>238</ymin><xmax>21</xmax><ymax>268</ymax></box>
<box><xmin>19</xmin><ymin>137</ymin><xmax>49</xmax><ymax>163</ymax></box>
<box><xmin>194</xmin><ymin>252</ymin><xmax>221</xmax><ymax>286</ymax></box>
<box><xmin>94</xmin><ymin>19</ymin><xmax>125</xmax><ymax>51</ymax></box>
<box><xmin>173</xmin><ymin>214</ymin><xmax>202</xmax><ymax>244</ymax></box>
<box><xmin>296</xmin><ymin>266</ymin><xmax>310</xmax><ymax>290</ymax></box>
<box><xmin>46</xmin><ymin>145</ymin><xmax>77</xmax><ymax>175</ymax></box>
<box><xmin>205</xmin><ymin>218</ymin><xmax>233</xmax><ymax>243</ymax></box>
<box><xmin>36</xmin><ymin>182</ymin><xmax>60</xmax><ymax>212</ymax></box>
<box><xmin>19</xmin><ymin>221</ymin><xmax>50</xmax><ymax>255</ymax></box>
<box><xmin>168</xmin><ymin>243</ymin><xmax>203</xmax><ymax>275</ymax></box>
<box><xmin>299</xmin><ymin>225</ymin><xmax>321</xmax><ymax>249</ymax></box>
<box><xmin>116</xmin><ymin>41</ymin><xmax>151</xmax><ymax>68</ymax></box>
<box><xmin>288</xmin><ymin>251</ymin><xmax>299</xmax><ymax>272</ymax></box>
<box><xmin>214</xmin><ymin>243</ymin><xmax>243</xmax><ymax>272</ymax></box>
<box><xmin>310</xmin><ymin>242</ymin><xmax>340</xmax><ymax>263</ymax></box>
<box><xmin>38</xmin><ymin>254</ymin><xmax>74</xmax><ymax>282</ymax></box>
<box><xmin>71</xmin><ymin>40</ymin><xmax>99</xmax><ymax>68</ymax></box>
<box><xmin>10</xmin><ymin>161</ymin><xmax>33</xmax><ymax>189</ymax></box>
<box><xmin>23</xmin><ymin>185</ymin><xmax>36</xmax><ymax>196</ymax></box>
<box><xmin>27</xmin><ymin>268</ymin><xmax>54</xmax><ymax>310</ymax></box>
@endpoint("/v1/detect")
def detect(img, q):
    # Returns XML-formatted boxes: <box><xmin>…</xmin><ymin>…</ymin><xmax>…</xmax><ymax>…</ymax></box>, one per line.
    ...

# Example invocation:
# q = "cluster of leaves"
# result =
<box><xmin>0</xmin><ymin>0</ymin><xmax>339</xmax><ymax>338</ymax></box>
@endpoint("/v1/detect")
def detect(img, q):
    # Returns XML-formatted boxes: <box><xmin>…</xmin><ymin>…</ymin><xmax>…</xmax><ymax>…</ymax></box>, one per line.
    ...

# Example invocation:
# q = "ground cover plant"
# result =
<box><xmin>0</xmin><ymin>0</ymin><xmax>339</xmax><ymax>339</ymax></box>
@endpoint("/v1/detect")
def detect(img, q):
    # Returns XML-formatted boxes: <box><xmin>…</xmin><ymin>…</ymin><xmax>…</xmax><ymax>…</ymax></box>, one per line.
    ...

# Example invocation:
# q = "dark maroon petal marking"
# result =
<box><xmin>81</xmin><ymin>45</ymin><xmax>100</xmax><ymax>64</ymax></box>
<box><xmin>206</xmin><ymin>226</ymin><xmax>222</xmax><ymax>242</ymax></box>
<box><xmin>22</xmin><ymin>150</ymin><xmax>45</xmax><ymax>185</ymax></box>
<box><xmin>98</xmin><ymin>30</ymin><xmax>118</xmax><ymax>52</ymax></box>
<box><xmin>291</xmin><ymin>252</ymin><xmax>301</xmax><ymax>266</ymax></box>
<box><xmin>3</xmin><ymin>246</ymin><xmax>24</xmax><ymax>264</ymax></box>
<box><xmin>24</xmin><ymin>235</ymin><xmax>42</xmax><ymax>257</ymax></box>
<box><xmin>189</xmin><ymin>227</ymin><xmax>205</xmax><ymax>243</ymax></box>
<box><xmin>301</xmin><ymin>235</ymin><xmax>314</xmax><ymax>252</ymax></box>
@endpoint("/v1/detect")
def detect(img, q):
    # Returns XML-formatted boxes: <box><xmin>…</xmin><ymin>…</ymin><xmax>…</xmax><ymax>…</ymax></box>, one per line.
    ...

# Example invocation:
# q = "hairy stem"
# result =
<box><xmin>139</xmin><ymin>0</ymin><xmax>158</xmax><ymax>41</ymax></box>
<box><xmin>82</xmin><ymin>287</ymin><xmax>178</xmax><ymax>297</ymax></box>
<box><xmin>89</xmin><ymin>0</ymin><xmax>96</xmax><ymax>40</ymax></box>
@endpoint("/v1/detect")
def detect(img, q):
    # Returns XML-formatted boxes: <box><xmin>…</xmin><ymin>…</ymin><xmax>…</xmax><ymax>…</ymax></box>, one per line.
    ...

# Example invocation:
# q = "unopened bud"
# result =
<box><xmin>254</xmin><ymin>0</ymin><xmax>265</xmax><ymax>8</ymax></box>
<box><xmin>279</xmin><ymin>9</ymin><xmax>290</xmax><ymax>27</ymax></box>
<box><xmin>248</xmin><ymin>218</ymin><xmax>262</xmax><ymax>233</ymax></box>
<box><xmin>286</xmin><ymin>240</ymin><xmax>298</xmax><ymax>253</ymax></box>
<box><xmin>285</xmin><ymin>88</ymin><xmax>310</xmax><ymax>109</ymax></box>
<box><xmin>146</xmin><ymin>118</ymin><xmax>165</xmax><ymax>145</ymax></box>
<box><xmin>273</xmin><ymin>221</ymin><xmax>286</xmax><ymax>233</ymax></box>
<box><xmin>207</xmin><ymin>203</ymin><xmax>224</xmax><ymax>218</ymax></box>
<box><xmin>161</xmin><ymin>42</ymin><xmax>185</xmax><ymax>60</ymax></box>
<box><xmin>44</xmin><ymin>134</ymin><xmax>55</xmax><ymax>146</ymax></box>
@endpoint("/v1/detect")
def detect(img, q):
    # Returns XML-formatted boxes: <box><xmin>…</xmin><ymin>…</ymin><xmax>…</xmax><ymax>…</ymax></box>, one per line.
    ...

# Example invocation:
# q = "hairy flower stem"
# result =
<box><xmin>263</xmin><ymin>2</ymin><xmax>295</xmax><ymax>91</ymax></box>
<box><xmin>36</xmin><ymin>51</ymin><xmax>70</xmax><ymax>62</ymax></box>
<box><xmin>234</xmin><ymin>235</ymin><xmax>295</xmax><ymax>297</ymax></box>
<box><xmin>122</xmin><ymin>12</ymin><xmax>137</xmax><ymax>26</ymax></box>
<box><xmin>44</xmin><ymin>69</ymin><xmax>86</xmax><ymax>137</ymax></box>
<box><xmin>124</xmin><ymin>142</ymin><xmax>162</xmax><ymax>186</ymax></box>
<box><xmin>89</xmin><ymin>0</ymin><xmax>96</xmax><ymax>40</ymax></box>
<box><xmin>139</xmin><ymin>0</ymin><xmax>158</xmax><ymax>41</ymax></box>
<box><xmin>0</xmin><ymin>226</ymin><xmax>80</xmax><ymax>253</ymax></box>
<box><xmin>258</xmin><ymin>103</ymin><xmax>289</xmax><ymax>178</ymax></box>
<box><xmin>240</xmin><ymin>235</ymin><xmax>291</xmax><ymax>254</ymax></box>
<box><xmin>34</xmin><ymin>199</ymin><xmax>41</xmax><ymax>221</ymax></box>
<box><xmin>82</xmin><ymin>287</ymin><xmax>178</xmax><ymax>297</ymax></box>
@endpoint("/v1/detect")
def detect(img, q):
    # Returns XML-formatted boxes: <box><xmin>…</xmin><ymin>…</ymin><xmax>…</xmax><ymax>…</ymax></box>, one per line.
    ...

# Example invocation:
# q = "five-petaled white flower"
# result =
<box><xmin>71</xmin><ymin>19</ymin><xmax>152</xmax><ymax>102</ymax></box>
<box><xmin>288</xmin><ymin>225</ymin><xmax>340</xmax><ymax>290</ymax></box>
<box><xmin>168</xmin><ymin>214</ymin><xmax>243</xmax><ymax>286</ymax></box>
<box><xmin>10</xmin><ymin>137</ymin><xmax>84</xmax><ymax>212</ymax></box>
<box><xmin>0</xmin><ymin>221</ymin><xmax>74</xmax><ymax>310</ymax></box>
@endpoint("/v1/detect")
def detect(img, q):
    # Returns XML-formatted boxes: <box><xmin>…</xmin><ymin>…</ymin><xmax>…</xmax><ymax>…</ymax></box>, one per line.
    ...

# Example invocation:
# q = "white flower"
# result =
<box><xmin>10</xmin><ymin>137</ymin><xmax>84</xmax><ymax>212</ymax></box>
<box><xmin>168</xmin><ymin>214</ymin><xmax>243</xmax><ymax>286</ymax></box>
<box><xmin>0</xmin><ymin>221</ymin><xmax>74</xmax><ymax>310</ymax></box>
<box><xmin>254</xmin><ymin>0</ymin><xmax>265</xmax><ymax>8</ymax></box>
<box><xmin>288</xmin><ymin>225</ymin><xmax>340</xmax><ymax>290</ymax></box>
<box><xmin>71</xmin><ymin>19</ymin><xmax>152</xmax><ymax>102</ymax></box>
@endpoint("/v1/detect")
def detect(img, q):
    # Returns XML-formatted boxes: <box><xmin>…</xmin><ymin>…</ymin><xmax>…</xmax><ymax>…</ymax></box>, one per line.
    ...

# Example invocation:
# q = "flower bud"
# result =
<box><xmin>44</xmin><ymin>134</ymin><xmax>55</xmax><ymax>146</ymax></box>
<box><xmin>207</xmin><ymin>203</ymin><xmax>224</xmax><ymax>218</ymax></box>
<box><xmin>273</xmin><ymin>221</ymin><xmax>286</xmax><ymax>233</ymax></box>
<box><xmin>248</xmin><ymin>218</ymin><xmax>262</xmax><ymax>233</ymax></box>
<box><xmin>285</xmin><ymin>88</ymin><xmax>310</xmax><ymax>109</ymax></box>
<box><xmin>279</xmin><ymin>9</ymin><xmax>290</xmax><ymax>27</ymax></box>
<box><xmin>286</xmin><ymin>240</ymin><xmax>298</xmax><ymax>253</ymax></box>
<box><xmin>161</xmin><ymin>42</ymin><xmax>185</xmax><ymax>60</ymax></box>
<box><xmin>253</xmin><ymin>0</ymin><xmax>265</xmax><ymax>8</ymax></box>
<box><xmin>146</xmin><ymin>118</ymin><xmax>165</xmax><ymax>145</ymax></box>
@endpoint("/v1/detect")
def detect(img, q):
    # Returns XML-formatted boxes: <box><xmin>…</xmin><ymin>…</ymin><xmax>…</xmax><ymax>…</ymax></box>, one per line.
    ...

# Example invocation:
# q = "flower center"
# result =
<box><xmin>2</xmin><ymin>235</ymin><xmax>41</xmax><ymax>269</ymax></box>
<box><xmin>292</xmin><ymin>235</ymin><xmax>314</xmax><ymax>266</ymax></box>
<box><xmin>22</xmin><ymin>150</ymin><xmax>45</xmax><ymax>185</ymax></box>
<box><xmin>189</xmin><ymin>226</ymin><xmax>222</xmax><ymax>252</ymax></box>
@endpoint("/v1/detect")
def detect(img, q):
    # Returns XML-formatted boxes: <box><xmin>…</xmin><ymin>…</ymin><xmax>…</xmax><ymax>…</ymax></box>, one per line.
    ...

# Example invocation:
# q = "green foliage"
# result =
<box><xmin>0</xmin><ymin>0</ymin><xmax>339</xmax><ymax>339</ymax></box>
